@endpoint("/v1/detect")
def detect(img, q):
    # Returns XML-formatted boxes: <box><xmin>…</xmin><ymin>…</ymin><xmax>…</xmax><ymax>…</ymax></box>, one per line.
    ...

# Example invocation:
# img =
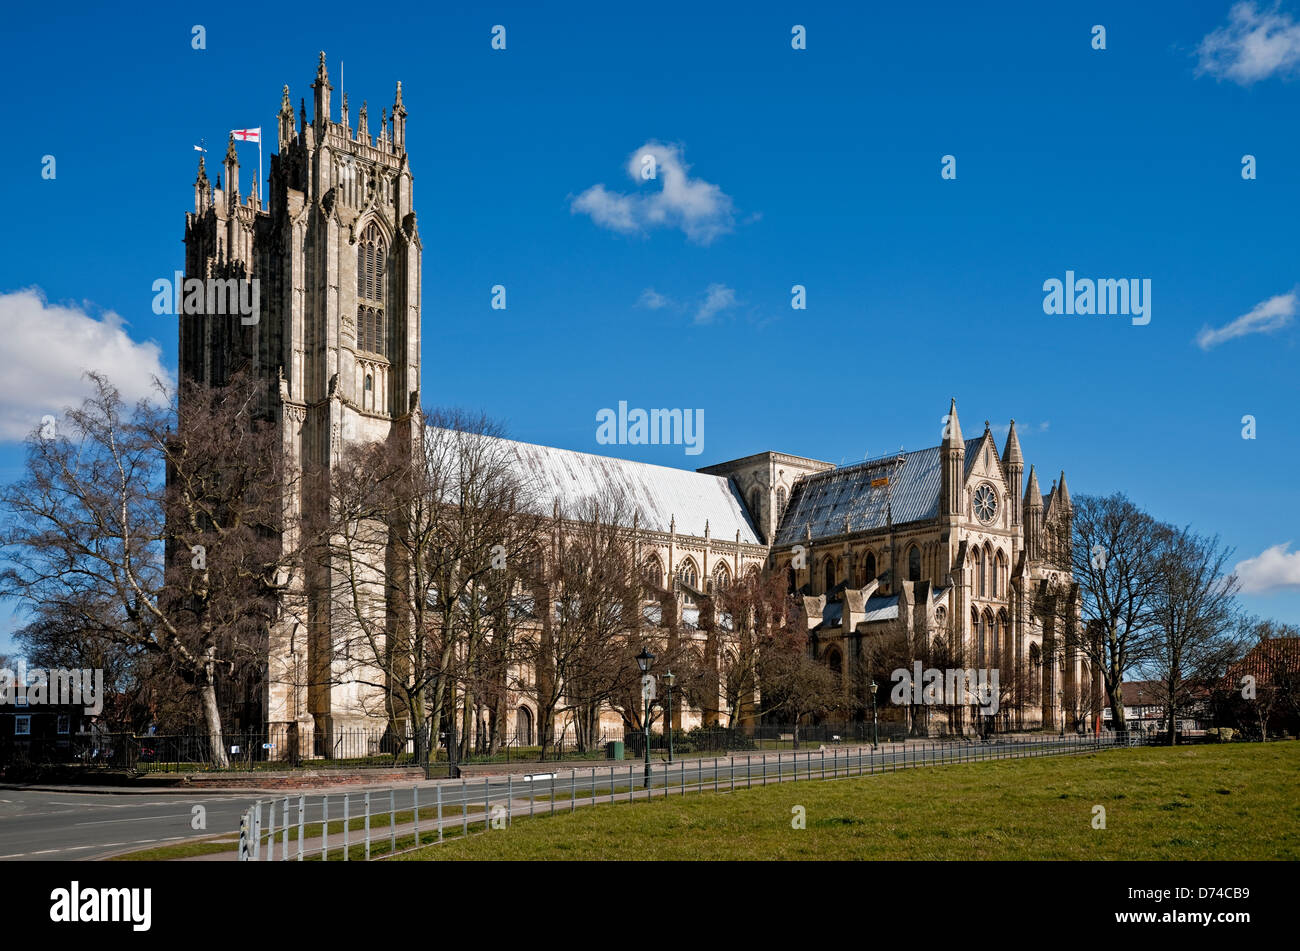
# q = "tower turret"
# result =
<box><xmin>1024</xmin><ymin>465</ymin><xmax>1043</xmax><ymax>561</ymax></box>
<box><xmin>223</xmin><ymin>134</ymin><xmax>239</xmax><ymax>209</ymax></box>
<box><xmin>1002</xmin><ymin>419</ymin><xmax>1024</xmax><ymax>528</ymax></box>
<box><xmin>193</xmin><ymin>154</ymin><xmax>209</xmax><ymax>215</ymax></box>
<box><xmin>312</xmin><ymin>50</ymin><xmax>332</xmax><ymax>127</ymax></box>
<box><xmin>940</xmin><ymin>397</ymin><xmax>965</xmax><ymax>518</ymax></box>
<box><xmin>392</xmin><ymin>81</ymin><xmax>407</xmax><ymax>152</ymax></box>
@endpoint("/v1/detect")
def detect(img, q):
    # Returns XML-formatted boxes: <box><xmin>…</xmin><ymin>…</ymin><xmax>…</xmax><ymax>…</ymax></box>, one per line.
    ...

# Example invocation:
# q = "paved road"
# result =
<box><xmin>0</xmin><ymin>788</ymin><xmax>265</xmax><ymax>861</ymax></box>
<box><xmin>0</xmin><ymin>735</ymin><xmax>1124</xmax><ymax>860</ymax></box>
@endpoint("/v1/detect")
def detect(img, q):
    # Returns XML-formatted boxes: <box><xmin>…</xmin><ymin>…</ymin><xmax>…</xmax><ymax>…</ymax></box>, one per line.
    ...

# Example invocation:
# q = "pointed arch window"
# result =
<box><xmin>863</xmin><ymin>551</ymin><xmax>877</xmax><ymax>585</ymax></box>
<box><xmin>677</xmin><ymin>559</ymin><xmax>698</xmax><ymax>589</ymax></box>
<box><xmin>823</xmin><ymin>556</ymin><xmax>836</xmax><ymax>594</ymax></box>
<box><xmin>357</xmin><ymin>222</ymin><xmax>388</xmax><ymax>356</ymax></box>
<box><xmin>712</xmin><ymin>562</ymin><xmax>731</xmax><ymax>592</ymax></box>
<box><xmin>908</xmin><ymin>545</ymin><xmax>921</xmax><ymax>583</ymax></box>
<box><xmin>974</xmin><ymin>547</ymin><xmax>986</xmax><ymax>597</ymax></box>
<box><xmin>643</xmin><ymin>555</ymin><xmax>664</xmax><ymax>588</ymax></box>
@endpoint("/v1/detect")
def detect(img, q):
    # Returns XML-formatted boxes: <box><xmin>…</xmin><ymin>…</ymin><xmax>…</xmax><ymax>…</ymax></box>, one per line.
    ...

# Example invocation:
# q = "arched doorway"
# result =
<box><xmin>515</xmin><ymin>706</ymin><xmax>534</xmax><ymax>746</ymax></box>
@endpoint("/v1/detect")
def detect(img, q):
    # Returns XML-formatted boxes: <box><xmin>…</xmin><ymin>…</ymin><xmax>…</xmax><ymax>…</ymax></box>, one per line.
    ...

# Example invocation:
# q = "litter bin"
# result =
<box><xmin>605</xmin><ymin>740</ymin><xmax>624</xmax><ymax>761</ymax></box>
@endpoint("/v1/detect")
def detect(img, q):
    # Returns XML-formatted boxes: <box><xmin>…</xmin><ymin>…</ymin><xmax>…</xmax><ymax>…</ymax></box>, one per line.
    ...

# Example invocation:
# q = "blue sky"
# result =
<box><xmin>1</xmin><ymin>0</ymin><xmax>1298</xmax><ymax>649</ymax></box>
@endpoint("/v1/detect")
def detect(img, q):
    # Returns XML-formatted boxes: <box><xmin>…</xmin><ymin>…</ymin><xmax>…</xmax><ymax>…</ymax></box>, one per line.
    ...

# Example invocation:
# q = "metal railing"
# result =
<box><xmin>237</xmin><ymin>731</ymin><xmax>1145</xmax><ymax>861</ymax></box>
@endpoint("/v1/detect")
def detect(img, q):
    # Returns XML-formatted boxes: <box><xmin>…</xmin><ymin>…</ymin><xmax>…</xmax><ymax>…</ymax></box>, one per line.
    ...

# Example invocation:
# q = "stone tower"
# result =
<box><xmin>182</xmin><ymin>52</ymin><xmax>421</xmax><ymax>737</ymax></box>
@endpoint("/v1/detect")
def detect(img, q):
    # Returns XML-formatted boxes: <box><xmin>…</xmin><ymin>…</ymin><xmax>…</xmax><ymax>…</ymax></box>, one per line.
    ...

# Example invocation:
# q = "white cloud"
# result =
<box><xmin>0</xmin><ymin>289</ymin><xmax>172</xmax><ymax>442</ymax></box>
<box><xmin>572</xmin><ymin>141</ymin><xmax>736</xmax><ymax>245</ymax></box>
<box><xmin>637</xmin><ymin>288</ymin><xmax>674</xmax><ymax>310</ymax></box>
<box><xmin>1234</xmin><ymin>542</ymin><xmax>1300</xmax><ymax>593</ymax></box>
<box><xmin>1197</xmin><ymin>2</ymin><xmax>1300</xmax><ymax>84</ymax></box>
<box><xmin>1195</xmin><ymin>290</ymin><xmax>1296</xmax><ymax>349</ymax></box>
<box><xmin>990</xmin><ymin>420</ymin><xmax>1050</xmax><ymax>438</ymax></box>
<box><xmin>694</xmin><ymin>283</ymin><xmax>738</xmax><ymax>324</ymax></box>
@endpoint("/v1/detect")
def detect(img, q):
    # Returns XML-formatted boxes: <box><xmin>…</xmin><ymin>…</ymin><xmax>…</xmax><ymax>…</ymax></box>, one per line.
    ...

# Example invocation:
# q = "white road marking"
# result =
<box><xmin>75</xmin><ymin>814</ymin><xmax>191</xmax><ymax>826</ymax></box>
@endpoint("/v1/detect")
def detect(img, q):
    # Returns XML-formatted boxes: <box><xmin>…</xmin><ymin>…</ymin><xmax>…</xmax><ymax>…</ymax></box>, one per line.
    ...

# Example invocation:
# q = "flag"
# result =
<box><xmin>231</xmin><ymin>128</ymin><xmax>261</xmax><ymax>143</ymax></box>
<box><xmin>193</xmin><ymin>144</ymin><xmax>206</xmax><ymax>152</ymax></box>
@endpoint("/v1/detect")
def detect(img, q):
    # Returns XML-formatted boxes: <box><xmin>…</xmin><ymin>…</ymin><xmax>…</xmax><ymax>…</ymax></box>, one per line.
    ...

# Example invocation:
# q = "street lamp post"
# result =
<box><xmin>662</xmin><ymin>669</ymin><xmax>676</xmax><ymax>764</ymax></box>
<box><xmin>636</xmin><ymin>647</ymin><xmax>655</xmax><ymax>785</ymax></box>
<box><xmin>870</xmin><ymin>679</ymin><xmax>879</xmax><ymax>748</ymax></box>
<box><xmin>1058</xmin><ymin>689</ymin><xmax>1065</xmax><ymax>738</ymax></box>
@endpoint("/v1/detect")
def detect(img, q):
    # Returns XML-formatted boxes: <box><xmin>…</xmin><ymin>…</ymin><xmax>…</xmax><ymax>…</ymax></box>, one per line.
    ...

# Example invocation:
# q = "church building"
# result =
<box><xmin>181</xmin><ymin>55</ymin><xmax>1100</xmax><ymax>750</ymax></box>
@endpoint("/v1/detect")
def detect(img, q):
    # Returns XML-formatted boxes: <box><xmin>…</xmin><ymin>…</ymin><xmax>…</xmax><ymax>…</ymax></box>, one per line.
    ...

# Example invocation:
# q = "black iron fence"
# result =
<box><xmin>2</xmin><ymin>720</ymin><xmax>1161</xmax><ymax>775</ymax></box>
<box><xmin>1</xmin><ymin>726</ymin><xmax>624</xmax><ymax>773</ymax></box>
<box><xmin>239</xmin><ymin>731</ymin><xmax>1149</xmax><ymax>861</ymax></box>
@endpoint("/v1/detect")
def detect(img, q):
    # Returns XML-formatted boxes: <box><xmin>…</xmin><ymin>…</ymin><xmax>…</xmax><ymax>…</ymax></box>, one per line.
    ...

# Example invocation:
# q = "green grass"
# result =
<box><xmin>108</xmin><ymin>838</ymin><xmax>239</xmax><ymax>861</ymax></box>
<box><xmin>396</xmin><ymin>743</ymin><xmax>1300</xmax><ymax>861</ymax></box>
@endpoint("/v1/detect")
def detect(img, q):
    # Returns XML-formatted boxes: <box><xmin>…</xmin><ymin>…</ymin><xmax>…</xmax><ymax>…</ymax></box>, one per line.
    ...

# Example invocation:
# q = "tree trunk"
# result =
<box><xmin>200</xmin><ymin>674</ymin><xmax>229</xmax><ymax>768</ymax></box>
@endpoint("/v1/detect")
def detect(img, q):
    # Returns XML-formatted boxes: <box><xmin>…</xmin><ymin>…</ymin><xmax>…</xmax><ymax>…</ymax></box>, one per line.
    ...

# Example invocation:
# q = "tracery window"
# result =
<box><xmin>357</xmin><ymin>222</ymin><xmax>387</xmax><ymax>355</ymax></box>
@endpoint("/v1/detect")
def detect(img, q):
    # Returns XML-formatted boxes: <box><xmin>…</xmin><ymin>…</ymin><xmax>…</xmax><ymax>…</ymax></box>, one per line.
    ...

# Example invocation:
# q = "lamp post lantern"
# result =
<box><xmin>636</xmin><ymin>647</ymin><xmax>655</xmax><ymax>784</ymax></box>
<box><xmin>662</xmin><ymin>669</ymin><xmax>676</xmax><ymax>763</ymax></box>
<box><xmin>870</xmin><ymin>679</ymin><xmax>879</xmax><ymax>748</ymax></box>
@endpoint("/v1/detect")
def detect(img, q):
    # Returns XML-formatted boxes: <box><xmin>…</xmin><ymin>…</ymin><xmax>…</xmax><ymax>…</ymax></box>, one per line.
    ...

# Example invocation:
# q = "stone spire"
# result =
<box><xmin>1001</xmin><ymin>419</ymin><xmax>1023</xmax><ymax>467</ymax></box>
<box><xmin>312</xmin><ymin>51</ymin><xmax>332</xmax><ymax>126</ymax></box>
<box><xmin>940</xmin><ymin>397</ymin><xmax>965</xmax><ymax>519</ymax></box>
<box><xmin>1024</xmin><ymin>465</ymin><xmax>1043</xmax><ymax>561</ymax></box>
<box><xmin>392</xmin><ymin>80</ymin><xmax>407</xmax><ymax>152</ymax></box>
<box><xmin>1056</xmin><ymin>470</ymin><xmax>1071</xmax><ymax>510</ymax></box>
<box><xmin>193</xmin><ymin>154</ymin><xmax>209</xmax><ymax>215</ymax></box>
<box><xmin>223</xmin><ymin>133</ymin><xmax>239</xmax><ymax>209</ymax></box>
<box><xmin>1002</xmin><ymin>419</ymin><xmax>1024</xmax><ymax>529</ymax></box>
<box><xmin>278</xmin><ymin>84</ymin><xmax>296</xmax><ymax>150</ymax></box>
<box><xmin>1025</xmin><ymin>465</ymin><xmax>1043</xmax><ymax>510</ymax></box>
<box><xmin>942</xmin><ymin>397</ymin><xmax>963</xmax><ymax>448</ymax></box>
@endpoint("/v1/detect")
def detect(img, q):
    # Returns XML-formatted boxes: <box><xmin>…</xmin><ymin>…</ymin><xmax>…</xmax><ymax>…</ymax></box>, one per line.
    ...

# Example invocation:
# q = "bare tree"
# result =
<box><xmin>712</xmin><ymin>568</ymin><xmax>789</xmax><ymax>728</ymax></box>
<box><xmin>757</xmin><ymin>598</ymin><xmax>838</xmax><ymax>748</ymax></box>
<box><xmin>318</xmin><ymin>409</ymin><xmax>539</xmax><ymax>767</ymax></box>
<box><xmin>0</xmin><ymin>372</ymin><xmax>295</xmax><ymax>766</ymax></box>
<box><xmin>1143</xmin><ymin>526</ymin><xmax>1242</xmax><ymax>744</ymax></box>
<box><xmin>529</xmin><ymin>489</ymin><xmax>643</xmax><ymax>756</ymax></box>
<box><xmin>1046</xmin><ymin>493</ymin><xmax>1164</xmax><ymax>733</ymax></box>
<box><xmin>1227</xmin><ymin>619</ymin><xmax>1300</xmax><ymax>740</ymax></box>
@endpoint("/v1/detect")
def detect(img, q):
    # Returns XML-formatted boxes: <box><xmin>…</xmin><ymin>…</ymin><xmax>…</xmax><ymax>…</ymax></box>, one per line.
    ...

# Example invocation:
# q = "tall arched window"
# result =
<box><xmin>974</xmin><ymin>547</ymin><xmax>985</xmax><ymax>598</ymax></box>
<box><xmin>776</xmin><ymin>486</ymin><xmax>788</xmax><ymax>519</ymax></box>
<box><xmin>994</xmin><ymin>549</ymin><xmax>1007</xmax><ymax>598</ymax></box>
<box><xmin>996</xmin><ymin>611</ymin><xmax>1008</xmax><ymax>667</ymax></box>
<box><xmin>677</xmin><ymin>559</ymin><xmax>697</xmax><ymax>589</ymax></box>
<box><xmin>823</xmin><ymin>557</ymin><xmax>836</xmax><ymax>593</ymax></box>
<box><xmin>863</xmin><ymin>551</ymin><xmax>877</xmax><ymax>585</ymax></box>
<box><xmin>908</xmin><ymin>545</ymin><xmax>921</xmax><ymax>583</ymax></box>
<box><xmin>357</xmin><ymin>222</ymin><xmax>387</xmax><ymax>355</ymax></box>
<box><xmin>643</xmin><ymin>555</ymin><xmax>663</xmax><ymax>588</ymax></box>
<box><xmin>712</xmin><ymin>562</ymin><xmax>730</xmax><ymax>592</ymax></box>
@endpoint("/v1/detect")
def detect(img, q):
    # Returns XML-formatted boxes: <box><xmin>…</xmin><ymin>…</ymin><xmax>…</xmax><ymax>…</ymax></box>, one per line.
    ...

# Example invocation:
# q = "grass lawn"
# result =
<box><xmin>397</xmin><ymin>743</ymin><xmax>1300</xmax><ymax>861</ymax></box>
<box><xmin>109</xmin><ymin>839</ymin><xmax>238</xmax><ymax>861</ymax></box>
